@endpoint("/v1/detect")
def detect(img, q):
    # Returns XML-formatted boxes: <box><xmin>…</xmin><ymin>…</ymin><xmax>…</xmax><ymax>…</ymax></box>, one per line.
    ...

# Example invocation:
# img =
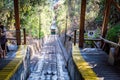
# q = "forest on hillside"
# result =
<box><xmin>0</xmin><ymin>0</ymin><xmax>120</xmax><ymax>42</ymax></box>
<box><xmin>0</xmin><ymin>0</ymin><xmax>52</xmax><ymax>38</ymax></box>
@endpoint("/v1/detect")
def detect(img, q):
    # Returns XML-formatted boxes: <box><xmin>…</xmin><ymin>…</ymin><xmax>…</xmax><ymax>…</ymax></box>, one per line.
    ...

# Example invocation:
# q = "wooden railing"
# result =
<box><xmin>6</xmin><ymin>28</ymin><xmax>26</xmax><ymax>45</ymax></box>
<box><xmin>73</xmin><ymin>29</ymin><xmax>102</xmax><ymax>48</ymax></box>
<box><xmin>84</xmin><ymin>38</ymin><xmax>102</xmax><ymax>48</ymax></box>
<box><xmin>73</xmin><ymin>29</ymin><xmax>120</xmax><ymax>48</ymax></box>
<box><xmin>100</xmin><ymin>36</ymin><xmax>120</xmax><ymax>54</ymax></box>
<box><xmin>73</xmin><ymin>29</ymin><xmax>120</xmax><ymax>64</ymax></box>
<box><xmin>100</xmin><ymin>36</ymin><xmax>120</xmax><ymax>47</ymax></box>
<box><xmin>100</xmin><ymin>36</ymin><xmax>120</xmax><ymax>63</ymax></box>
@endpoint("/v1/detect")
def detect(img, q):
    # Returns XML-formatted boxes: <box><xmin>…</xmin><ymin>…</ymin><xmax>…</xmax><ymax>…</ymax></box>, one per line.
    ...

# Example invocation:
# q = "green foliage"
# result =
<box><xmin>55</xmin><ymin>1</ymin><xmax>67</xmax><ymax>34</ymax></box>
<box><xmin>0</xmin><ymin>0</ymin><xmax>14</xmax><ymax>27</ymax></box>
<box><xmin>19</xmin><ymin>0</ymin><xmax>52</xmax><ymax>38</ymax></box>
<box><xmin>1</xmin><ymin>0</ymin><xmax>119</xmax><ymax>39</ymax></box>
<box><xmin>0</xmin><ymin>0</ymin><xmax>52</xmax><ymax>38</ymax></box>
<box><xmin>94</xmin><ymin>28</ymin><xmax>101</xmax><ymax>38</ymax></box>
<box><xmin>0</xmin><ymin>0</ymin><xmax>56</xmax><ymax>38</ymax></box>
<box><xmin>106</xmin><ymin>24</ymin><xmax>120</xmax><ymax>43</ymax></box>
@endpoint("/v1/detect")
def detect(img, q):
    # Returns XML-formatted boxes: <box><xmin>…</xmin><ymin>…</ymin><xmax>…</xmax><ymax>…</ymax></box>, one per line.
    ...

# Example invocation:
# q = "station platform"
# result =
<box><xmin>0</xmin><ymin>50</ymin><xmax>17</xmax><ymax>70</ymax></box>
<box><xmin>81</xmin><ymin>48</ymin><xmax>120</xmax><ymax>80</ymax></box>
<box><xmin>1</xmin><ymin>35</ymin><xmax>120</xmax><ymax>80</ymax></box>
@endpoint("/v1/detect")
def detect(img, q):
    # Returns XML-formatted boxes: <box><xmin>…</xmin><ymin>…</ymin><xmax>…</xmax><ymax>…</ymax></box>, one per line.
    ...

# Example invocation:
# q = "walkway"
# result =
<box><xmin>0</xmin><ymin>45</ymin><xmax>17</xmax><ymax>70</ymax></box>
<box><xmin>81</xmin><ymin>48</ymin><xmax>120</xmax><ymax>80</ymax></box>
<box><xmin>27</xmin><ymin>35</ymin><xmax>70</xmax><ymax>80</ymax></box>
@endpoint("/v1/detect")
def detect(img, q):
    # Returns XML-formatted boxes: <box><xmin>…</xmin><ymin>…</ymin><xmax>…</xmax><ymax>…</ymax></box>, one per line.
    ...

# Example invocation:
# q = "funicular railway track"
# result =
<box><xmin>27</xmin><ymin>35</ymin><xmax>70</xmax><ymax>80</ymax></box>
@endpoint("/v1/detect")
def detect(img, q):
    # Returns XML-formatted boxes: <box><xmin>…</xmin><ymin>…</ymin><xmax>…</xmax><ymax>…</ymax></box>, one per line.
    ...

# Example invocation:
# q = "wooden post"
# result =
<box><xmin>112</xmin><ymin>1</ymin><xmax>120</xmax><ymax>12</ymax></box>
<box><xmin>102</xmin><ymin>0</ymin><xmax>113</xmax><ymax>38</ymax></box>
<box><xmin>64</xmin><ymin>15</ymin><xmax>68</xmax><ymax>45</ymax></box>
<box><xmin>14</xmin><ymin>0</ymin><xmax>21</xmax><ymax>45</ymax></box>
<box><xmin>79</xmin><ymin>0</ymin><xmax>86</xmax><ymax>48</ymax></box>
<box><xmin>114</xmin><ymin>46</ymin><xmax>120</xmax><ymax>64</ymax></box>
<box><xmin>39</xmin><ymin>12</ymin><xmax>41</xmax><ymax>39</ymax></box>
<box><xmin>74</xmin><ymin>29</ymin><xmax>77</xmax><ymax>45</ymax></box>
<box><xmin>101</xmin><ymin>0</ymin><xmax>113</xmax><ymax>48</ymax></box>
<box><xmin>23</xmin><ymin>28</ymin><xmax>26</xmax><ymax>44</ymax></box>
<box><xmin>118</xmin><ymin>36</ymin><xmax>120</xmax><ymax>44</ymax></box>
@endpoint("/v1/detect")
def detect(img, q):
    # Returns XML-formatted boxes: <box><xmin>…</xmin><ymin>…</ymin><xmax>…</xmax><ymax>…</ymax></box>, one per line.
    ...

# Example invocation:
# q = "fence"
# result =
<box><xmin>6</xmin><ymin>28</ymin><xmax>26</xmax><ymax>45</ymax></box>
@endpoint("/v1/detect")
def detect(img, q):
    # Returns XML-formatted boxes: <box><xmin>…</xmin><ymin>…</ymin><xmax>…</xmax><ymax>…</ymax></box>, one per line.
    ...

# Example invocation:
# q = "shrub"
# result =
<box><xmin>106</xmin><ymin>24</ymin><xmax>120</xmax><ymax>43</ymax></box>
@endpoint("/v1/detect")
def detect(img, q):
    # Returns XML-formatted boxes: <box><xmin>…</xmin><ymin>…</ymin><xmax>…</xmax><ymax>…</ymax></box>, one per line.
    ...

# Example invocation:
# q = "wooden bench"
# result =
<box><xmin>72</xmin><ymin>44</ymin><xmax>99</xmax><ymax>80</ymax></box>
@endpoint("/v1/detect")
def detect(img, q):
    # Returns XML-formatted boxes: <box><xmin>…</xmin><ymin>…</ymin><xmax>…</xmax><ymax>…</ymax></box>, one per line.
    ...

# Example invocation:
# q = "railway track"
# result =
<box><xmin>27</xmin><ymin>35</ymin><xmax>70</xmax><ymax>80</ymax></box>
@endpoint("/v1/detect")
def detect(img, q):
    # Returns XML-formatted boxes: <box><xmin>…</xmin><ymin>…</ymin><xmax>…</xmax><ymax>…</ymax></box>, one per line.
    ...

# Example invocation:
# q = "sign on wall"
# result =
<box><xmin>87</xmin><ymin>30</ymin><xmax>95</xmax><ymax>38</ymax></box>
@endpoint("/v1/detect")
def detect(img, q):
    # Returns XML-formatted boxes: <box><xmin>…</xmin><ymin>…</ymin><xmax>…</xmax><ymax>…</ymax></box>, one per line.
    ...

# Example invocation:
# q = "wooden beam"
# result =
<box><xmin>23</xmin><ymin>28</ymin><xmax>26</xmax><ymax>44</ymax></box>
<box><xmin>79</xmin><ymin>0</ymin><xmax>86</xmax><ymax>48</ymax></box>
<box><xmin>74</xmin><ymin>29</ymin><xmax>77</xmax><ymax>45</ymax></box>
<box><xmin>93</xmin><ymin>41</ymin><xmax>100</xmax><ymax>48</ymax></box>
<box><xmin>84</xmin><ymin>38</ymin><xmax>102</xmax><ymax>41</ymax></box>
<box><xmin>64</xmin><ymin>15</ymin><xmax>68</xmax><ymax>45</ymax></box>
<box><xmin>119</xmin><ymin>36</ymin><xmax>120</xmax><ymax>44</ymax></box>
<box><xmin>14</xmin><ymin>0</ymin><xmax>21</xmax><ymax>45</ymax></box>
<box><xmin>102</xmin><ymin>0</ymin><xmax>113</xmax><ymax>38</ymax></box>
<box><xmin>112</xmin><ymin>0</ymin><xmax>120</xmax><ymax>12</ymax></box>
<box><xmin>100</xmin><ymin>37</ymin><xmax>120</xmax><ymax>47</ymax></box>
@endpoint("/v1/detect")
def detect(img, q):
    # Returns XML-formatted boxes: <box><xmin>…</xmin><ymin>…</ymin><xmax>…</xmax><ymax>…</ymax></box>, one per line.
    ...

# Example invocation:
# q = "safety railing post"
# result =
<box><xmin>74</xmin><ymin>29</ymin><xmax>77</xmax><ymax>45</ymax></box>
<box><xmin>23</xmin><ymin>28</ymin><xmax>26</xmax><ymax>44</ymax></box>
